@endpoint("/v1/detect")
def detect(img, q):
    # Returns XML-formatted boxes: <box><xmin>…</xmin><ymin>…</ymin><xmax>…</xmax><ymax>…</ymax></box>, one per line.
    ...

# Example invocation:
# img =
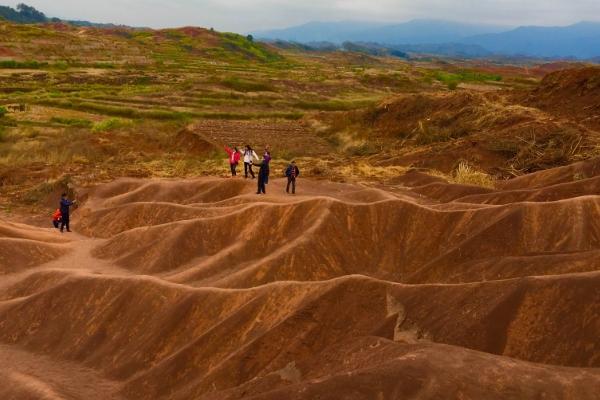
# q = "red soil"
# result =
<box><xmin>0</xmin><ymin>166</ymin><xmax>599</xmax><ymax>399</ymax></box>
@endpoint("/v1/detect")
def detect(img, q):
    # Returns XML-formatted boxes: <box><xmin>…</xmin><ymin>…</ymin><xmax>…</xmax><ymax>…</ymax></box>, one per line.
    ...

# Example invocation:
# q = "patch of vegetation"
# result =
<box><xmin>0</xmin><ymin>106</ymin><xmax>7</xmax><ymax>118</ymax></box>
<box><xmin>294</xmin><ymin>99</ymin><xmax>376</xmax><ymax>111</ymax></box>
<box><xmin>452</xmin><ymin>162</ymin><xmax>495</xmax><ymax>188</ymax></box>
<box><xmin>427</xmin><ymin>69</ymin><xmax>502</xmax><ymax>88</ymax></box>
<box><xmin>0</xmin><ymin>59</ymin><xmax>48</xmax><ymax>69</ymax></box>
<box><xmin>92</xmin><ymin>118</ymin><xmax>129</xmax><ymax>132</ymax></box>
<box><xmin>220</xmin><ymin>32</ymin><xmax>283</xmax><ymax>63</ymax></box>
<box><xmin>346</xmin><ymin>143</ymin><xmax>380</xmax><ymax>156</ymax></box>
<box><xmin>413</xmin><ymin>121</ymin><xmax>469</xmax><ymax>145</ymax></box>
<box><xmin>0</xmin><ymin>3</ymin><xmax>47</xmax><ymax>24</ymax></box>
<box><xmin>49</xmin><ymin>117</ymin><xmax>93</xmax><ymax>127</ymax></box>
<box><xmin>221</xmin><ymin>77</ymin><xmax>275</xmax><ymax>92</ymax></box>
<box><xmin>21</xmin><ymin>176</ymin><xmax>73</xmax><ymax>205</ymax></box>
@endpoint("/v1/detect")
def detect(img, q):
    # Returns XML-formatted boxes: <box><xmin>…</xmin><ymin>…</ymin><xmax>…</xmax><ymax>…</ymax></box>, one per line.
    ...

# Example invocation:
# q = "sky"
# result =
<box><xmin>12</xmin><ymin>0</ymin><xmax>600</xmax><ymax>32</ymax></box>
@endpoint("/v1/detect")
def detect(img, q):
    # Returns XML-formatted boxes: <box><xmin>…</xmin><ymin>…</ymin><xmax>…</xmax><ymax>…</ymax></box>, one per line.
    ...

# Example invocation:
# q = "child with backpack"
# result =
<box><xmin>52</xmin><ymin>209</ymin><xmax>62</xmax><ymax>229</ymax></box>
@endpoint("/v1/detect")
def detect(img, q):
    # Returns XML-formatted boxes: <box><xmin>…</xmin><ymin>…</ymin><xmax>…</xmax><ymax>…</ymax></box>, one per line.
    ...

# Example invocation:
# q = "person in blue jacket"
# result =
<box><xmin>59</xmin><ymin>193</ymin><xmax>76</xmax><ymax>233</ymax></box>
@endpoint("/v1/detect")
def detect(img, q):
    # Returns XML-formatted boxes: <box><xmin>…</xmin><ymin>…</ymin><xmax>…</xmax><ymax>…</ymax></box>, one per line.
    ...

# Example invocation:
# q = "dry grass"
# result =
<box><xmin>339</xmin><ymin>162</ymin><xmax>409</xmax><ymax>180</ymax></box>
<box><xmin>450</xmin><ymin>162</ymin><xmax>495</xmax><ymax>188</ymax></box>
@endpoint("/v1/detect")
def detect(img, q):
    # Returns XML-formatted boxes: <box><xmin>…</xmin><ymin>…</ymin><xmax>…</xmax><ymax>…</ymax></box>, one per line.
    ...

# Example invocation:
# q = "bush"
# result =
<box><xmin>452</xmin><ymin>162</ymin><xmax>495</xmax><ymax>188</ymax></box>
<box><xmin>0</xmin><ymin>106</ymin><xmax>6</xmax><ymax>118</ymax></box>
<box><xmin>92</xmin><ymin>118</ymin><xmax>128</xmax><ymax>132</ymax></box>
<box><xmin>0</xmin><ymin>60</ymin><xmax>48</xmax><ymax>69</ymax></box>
<box><xmin>221</xmin><ymin>77</ymin><xmax>275</xmax><ymax>92</ymax></box>
<box><xmin>50</xmin><ymin>117</ymin><xmax>92</xmax><ymax>127</ymax></box>
<box><xmin>346</xmin><ymin>143</ymin><xmax>380</xmax><ymax>156</ymax></box>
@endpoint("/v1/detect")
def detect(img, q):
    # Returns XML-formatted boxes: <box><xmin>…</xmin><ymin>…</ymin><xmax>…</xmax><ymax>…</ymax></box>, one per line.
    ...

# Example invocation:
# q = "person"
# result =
<box><xmin>256</xmin><ymin>156</ymin><xmax>269</xmax><ymax>195</ymax></box>
<box><xmin>263</xmin><ymin>146</ymin><xmax>272</xmax><ymax>184</ymax></box>
<box><xmin>243</xmin><ymin>145</ymin><xmax>259</xmax><ymax>179</ymax></box>
<box><xmin>285</xmin><ymin>161</ymin><xmax>300</xmax><ymax>194</ymax></box>
<box><xmin>224</xmin><ymin>145</ymin><xmax>241</xmax><ymax>177</ymax></box>
<box><xmin>59</xmin><ymin>193</ymin><xmax>76</xmax><ymax>233</ymax></box>
<box><xmin>52</xmin><ymin>209</ymin><xmax>62</xmax><ymax>229</ymax></box>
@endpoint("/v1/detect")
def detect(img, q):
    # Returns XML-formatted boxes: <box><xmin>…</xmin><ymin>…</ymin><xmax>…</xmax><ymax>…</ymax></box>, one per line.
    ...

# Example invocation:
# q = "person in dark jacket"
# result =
<box><xmin>256</xmin><ymin>157</ymin><xmax>269</xmax><ymax>195</ymax></box>
<box><xmin>285</xmin><ymin>161</ymin><xmax>300</xmax><ymax>194</ymax></box>
<box><xmin>59</xmin><ymin>193</ymin><xmax>76</xmax><ymax>233</ymax></box>
<box><xmin>263</xmin><ymin>146</ymin><xmax>271</xmax><ymax>184</ymax></box>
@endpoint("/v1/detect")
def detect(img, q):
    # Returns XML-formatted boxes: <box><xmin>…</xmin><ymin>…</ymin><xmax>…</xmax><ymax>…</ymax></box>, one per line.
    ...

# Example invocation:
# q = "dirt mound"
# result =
<box><xmin>173</xmin><ymin>128</ymin><xmax>218</xmax><ymax>155</ymax></box>
<box><xmin>329</xmin><ymin>67</ymin><xmax>600</xmax><ymax>176</ymax></box>
<box><xmin>208</xmin><ymin>338</ymin><xmax>600</xmax><ymax>400</ymax></box>
<box><xmin>79</xmin><ymin>178</ymin><xmax>600</xmax><ymax>288</ymax></box>
<box><xmin>352</xmin><ymin>90</ymin><xmax>597</xmax><ymax>175</ymax></box>
<box><xmin>1</xmin><ymin>169</ymin><xmax>599</xmax><ymax>399</ymax></box>
<box><xmin>524</xmin><ymin>66</ymin><xmax>600</xmax><ymax>130</ymax></box>
<box><xmin>0</xmin><ymin>223</ymin><xmax>70</xmax><ymax>274</ymax></box>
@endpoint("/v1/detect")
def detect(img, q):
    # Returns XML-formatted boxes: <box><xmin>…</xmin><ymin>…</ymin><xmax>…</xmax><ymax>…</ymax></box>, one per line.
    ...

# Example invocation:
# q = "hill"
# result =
<box><xmin>320</xmin><ymin>66</ymin><xmax>600</xmax><ymax>176</ymax></box>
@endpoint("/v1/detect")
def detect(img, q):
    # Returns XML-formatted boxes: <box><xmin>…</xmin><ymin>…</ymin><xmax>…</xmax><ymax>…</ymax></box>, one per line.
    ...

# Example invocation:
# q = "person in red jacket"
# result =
<box><xmin>52</xmin><ymin>209</ymin><xmax>62</xmax><ymax>229</ymax></box>
<box><xmin>224</xmin><ymin>146</ymin><xmax>241</xmax><ymax>177</ymax></box>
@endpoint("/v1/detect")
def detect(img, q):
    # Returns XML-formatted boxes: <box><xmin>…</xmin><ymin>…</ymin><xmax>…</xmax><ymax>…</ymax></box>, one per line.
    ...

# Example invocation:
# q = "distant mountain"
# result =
<box><xmin>252</xmin><ymin>21</ymin><xmax>387</xmax><ymax>43</ymax></box>
<box><xmin>388</xmin><ymin>43</ymin><xmax>492</xmax><ymax>58</ymax></box>
<box><xmin>252</xmin><ymin>20</ymin><xmax>508</xmax><ymax>45</ymax></box>
<box><xmin>462</xmin><ymin>22</ymin><xmax>600</xmax><ymax>59</ymax></box>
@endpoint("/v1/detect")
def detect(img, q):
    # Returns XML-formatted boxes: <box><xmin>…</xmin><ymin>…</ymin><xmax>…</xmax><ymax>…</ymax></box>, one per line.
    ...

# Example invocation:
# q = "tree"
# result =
<box><xmin>16</xmin><ymin>3</ymin><xmax>47</xmax><ymax>22</ymax></box>
<box><xmin>246</xmin><ymin>34</ymin><xmax>254</xmax><ymax>42</ymax></box>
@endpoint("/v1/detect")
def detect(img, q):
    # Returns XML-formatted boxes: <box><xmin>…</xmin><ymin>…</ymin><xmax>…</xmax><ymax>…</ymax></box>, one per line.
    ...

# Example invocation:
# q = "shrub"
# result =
<box><xmin>0</xmin><ymin>60</ymin><xmax>48</xmax><ymax>69</ymax></box>
<box><xmin>452</xmin><ymin>162</ymin><xmax>495</xmax><ymax>188</ymax></box>
<box><xmin>92</xmin><ymin>118</ymin><xmax>128</xmax><ymax>132</ymax></box>
<box><xmin>50</xmin><ymin>117</ymin><xmax>92</xmax><ymax>127</ymax></box>
<box><xmin>0</xmin><ymin>106</ymin><xmax>6</xmax><ymax>118</ymax></box>
<box><xmin>221</xmin><ymin>77</ymin><xmax>275</xmax><ymax>92</ymax></box>
<box><xmin>346</xmin><ymin>143</ymin><xmax>380</xmax><ymax>156</ymax></box>
<box><xmin>447</xmin><ymin>81</ymin><xmax>459</xmax><ymax>90</ymax></box>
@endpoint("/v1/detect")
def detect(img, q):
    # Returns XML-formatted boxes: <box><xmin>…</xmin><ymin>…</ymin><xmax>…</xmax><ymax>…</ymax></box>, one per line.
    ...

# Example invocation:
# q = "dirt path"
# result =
<box><xmin>0</xmin><ymin>345</ymin><xmax>124</xmax><ymax>400</ymax></box>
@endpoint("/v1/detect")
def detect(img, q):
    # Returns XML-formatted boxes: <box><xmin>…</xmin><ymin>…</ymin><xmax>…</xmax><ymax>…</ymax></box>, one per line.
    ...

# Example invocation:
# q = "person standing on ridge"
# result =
<box><xmin>243</xmin><ymin>145</ymin><xmax>259</xmax><ymax>179</ymax></box>
<box><xmin>263</xmin><ymin>146</ymin><xmax>272</xmax><ymax>185</ymax></box>
<box><xmin>256</xmin><ymin>155</ymin><xmax>269</xmax><ymax>195</ymax></box>
<box><xmin>59</xmin><ymin>193</ymin><xmax>76</xmax><ymax>233</ymax></box>
<box><xmin>224</xmin><ymin>145</ymin><xmax>241</xmax><ymax>177</ymax></box>
<box><xmin>285</xmin><ymin>160</ymin><xmax>300</xmax><ymax>194</ymax></box>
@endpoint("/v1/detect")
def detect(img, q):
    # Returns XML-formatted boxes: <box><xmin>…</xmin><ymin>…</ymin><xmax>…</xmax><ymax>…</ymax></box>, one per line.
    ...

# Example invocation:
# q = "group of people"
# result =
<box><xmin>224</xmin><ymin>145</ymin><xmax>300</xmax><ymax>195</ymax></box>
<box><xmin>50</xmin><ymin>146</ymin><xmax>301</xmax><ymax>231</ymax></box>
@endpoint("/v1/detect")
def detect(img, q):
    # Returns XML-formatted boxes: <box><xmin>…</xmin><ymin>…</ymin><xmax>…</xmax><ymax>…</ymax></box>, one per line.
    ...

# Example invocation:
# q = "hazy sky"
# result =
<box><xmin>13</xmin><ymin>0</ymin><xmax>600</xmax><ymax>32</ymax></box>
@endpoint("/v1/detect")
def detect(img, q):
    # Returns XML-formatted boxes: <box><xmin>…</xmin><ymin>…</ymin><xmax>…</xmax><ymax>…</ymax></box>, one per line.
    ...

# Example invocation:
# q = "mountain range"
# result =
<box><xmin>253</xmin><ymin>20</ymin><xmax>600</xmax><ymax>59</ymax></box>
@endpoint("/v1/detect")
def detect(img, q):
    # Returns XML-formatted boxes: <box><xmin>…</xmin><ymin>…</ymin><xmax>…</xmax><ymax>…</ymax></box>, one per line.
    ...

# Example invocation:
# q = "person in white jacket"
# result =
<box><xmin>243</xmin><ymin>145</ymin><xmax>259</xmax><ymax>179</ymax></box>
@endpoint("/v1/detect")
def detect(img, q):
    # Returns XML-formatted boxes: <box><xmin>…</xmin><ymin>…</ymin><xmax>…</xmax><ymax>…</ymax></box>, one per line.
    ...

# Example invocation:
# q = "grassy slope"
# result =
<box><xmin>0</xmin><ymin>20</ymin><xmax>564</xmax><ymax>213</ymax></box>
